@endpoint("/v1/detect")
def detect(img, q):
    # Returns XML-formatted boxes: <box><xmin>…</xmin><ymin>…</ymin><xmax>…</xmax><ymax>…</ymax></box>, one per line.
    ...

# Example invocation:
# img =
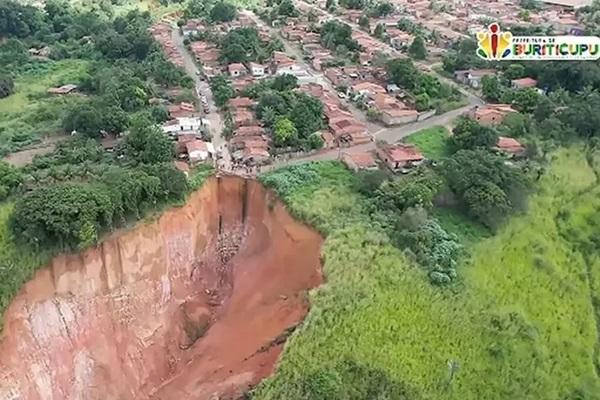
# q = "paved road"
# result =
<box><xmin>171</xmin><ymin>26</ymin><xmax>231</xmax><ymax>167</ymax></box>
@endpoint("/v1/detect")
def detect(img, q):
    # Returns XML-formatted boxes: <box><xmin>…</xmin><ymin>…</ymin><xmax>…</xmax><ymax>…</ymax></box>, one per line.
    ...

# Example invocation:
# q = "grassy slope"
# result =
<box><xmin>405</xmin><ymin>126</ymin><xmax>452</xmax><ymax>160</ymax></box>
<box><xmin>0</xmin><ymin>59</ymin><xmax>90</xmax><ymax>154</ymax></box>
<box><xmin>254</xmin><ymin>147</ymin><xmax>600</xmax><ymax>399</ymax></box>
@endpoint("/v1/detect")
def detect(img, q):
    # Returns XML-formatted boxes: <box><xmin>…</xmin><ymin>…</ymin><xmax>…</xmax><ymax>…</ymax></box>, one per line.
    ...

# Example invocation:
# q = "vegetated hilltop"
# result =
<box><xmin>253</xmin><ymin>145</ymin><xmax>600</xmax><ymax>399</ymax></box>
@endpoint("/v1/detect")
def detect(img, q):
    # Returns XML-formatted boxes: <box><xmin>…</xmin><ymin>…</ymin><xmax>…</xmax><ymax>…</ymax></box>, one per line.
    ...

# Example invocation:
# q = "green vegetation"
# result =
<box><xmin>0</xmin><ymin>59</ymin><xmax>90</xmax><ymax>155</ymax></box>
<box><xmin>253</xmin><ymin>145</ymin><xmax>600</xmax><ymax>400</ymax></box>
<box><xmin>405</xmin><ymin>126</ymin><xmax>451</xmax><ymax>159</ymax></box>
<box><xmin>219</xmin><ymin>26</ymin><xmax>284</xmax><ymax>64</ymax></box>
<box><xmin>386</xmin><ymin>58</ymin><xmax>464</xmax><ymax>111</ymax></box>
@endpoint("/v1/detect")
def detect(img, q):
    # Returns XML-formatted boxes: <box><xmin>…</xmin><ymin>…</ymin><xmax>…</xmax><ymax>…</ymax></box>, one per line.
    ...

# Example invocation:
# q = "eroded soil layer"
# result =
<box><xmin>0</xmin><ymin>176</ymin><xmax>323</xmax><ymax>400</ymax></box>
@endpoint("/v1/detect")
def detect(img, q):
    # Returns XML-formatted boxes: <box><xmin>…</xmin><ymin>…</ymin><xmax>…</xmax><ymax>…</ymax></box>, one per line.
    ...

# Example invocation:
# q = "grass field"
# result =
<box><xmin>0</xmin><ymin>59</ymin><xmax>89</xmax><ymax>156</ymax></box>
<box><xmin>254</xmin><ymin>146</ymin><xmax>600</xmax><ymax>400</ymax></box>
<box><xmin>405</xmin><ymin>126</ymin><xmax>452</xmax><ymax>160</ymax></box>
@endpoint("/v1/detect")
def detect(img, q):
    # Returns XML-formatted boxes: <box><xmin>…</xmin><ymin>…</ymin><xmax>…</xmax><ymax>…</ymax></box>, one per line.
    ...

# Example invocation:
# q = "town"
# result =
<box><xmin>1</xmin><ymin>0</ymin><xmax>600</xmax><ymax>398</ymax></box>
<box><xmin>123</xmin><ymin>0</ymin><xmax>588</xmax><ymax>179</ymax></box>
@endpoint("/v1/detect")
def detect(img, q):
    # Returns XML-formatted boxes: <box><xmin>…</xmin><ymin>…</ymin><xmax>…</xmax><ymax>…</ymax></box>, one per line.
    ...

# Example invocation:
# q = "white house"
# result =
<box><xmin>249</xmin><ymin>62</ymin><xmax>266</xmax><ymax>77</ymax></box>
<box><xmin>275</xmin><ymin>61</ymin><xmax>307</xmax><ymax>77</ymax></box>
<box><xmin>162</xmin><ymin>117</ymin><xmax>209</xmax><ymax>136</ymax></box>
<box><xmin>186</xmin><ymin>140</ymin><xmax>215</xmax><ymax>163</ymax></box>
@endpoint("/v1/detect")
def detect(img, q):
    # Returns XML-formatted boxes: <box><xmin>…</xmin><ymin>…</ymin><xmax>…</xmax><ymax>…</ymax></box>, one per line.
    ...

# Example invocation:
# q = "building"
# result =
<box><xmin>162</xmin><ymin>117</ymin><xmax>208</xmax><ymax>136</ymax></box>
<box><xmin>47</xmin><ymin>84</ymin><xmax>78</xmax><ymax>95</ymax></box>
<box><xmin>185</xmin><ymin>140</ymin><xmax>215</xmax><ymax>163</ymax></box>
<box><xmin>494</xmin><ymin>136</ymin><xmax>526</xmax><ymax>157</ymax></box>
<box><xmin>541</xmin><ymin>0</ymin><xmax>592</xmax><ymax>10</ymax></box>
<box><xmin>372</xmin><ymin>94</ymin><xmax>418</xmax><ymax>125</ymax></box>
<box><xmin>342</xmin><ymin>152</ymin><xmax>378</xmax><ymax>171</ymax></box>
<box><xmin>454</xmin><ymin>69</ymin><xmax>496</xmax><ymax>88</ymax></box>
<box><xmin>229</xmin><ymin>97</ymin><xmax>255</xmax><ymax>109</ymax></box>
<box><xmin>228</xmin><ymin>63</ymin><xmax>248</xmax><ymax>78</ymax></box>
<box><xmin>249</xmin><ymin>62</ymin><xmax>266</xmax><ymax>77</ymax></box>
<box><xmin>168</xmin><ymin>102</ymin><xmax>196</xmax><ymax>119</ymax></box>
<box><xmin>182</xmin><ymin>19</ymin><xmax>205</xmax><ymax>37</ymax></box>
<box><xmin>470</xmin><ymin>104</ymin><xmax>517</xmax><ymax>125</ymax></box>
<box><xmin>511</xmin><ymin>77</ymin><xmax>538</xmax><ymax>89</ymax></box>
<box><xmin>376</xmin><ymin>143</ymin><xmax>424</xmax><ymax>171</ymax></box>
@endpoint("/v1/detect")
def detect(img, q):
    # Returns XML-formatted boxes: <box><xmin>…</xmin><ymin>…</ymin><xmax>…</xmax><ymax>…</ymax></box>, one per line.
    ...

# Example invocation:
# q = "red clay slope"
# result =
<box><xmin>0</xmin><ymin>176</ymin><xmax>322</xmax><ymax>400</ymax></box>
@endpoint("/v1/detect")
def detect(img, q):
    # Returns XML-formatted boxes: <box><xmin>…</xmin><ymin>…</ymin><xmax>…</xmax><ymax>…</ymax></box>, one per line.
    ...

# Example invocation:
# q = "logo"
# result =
<box><xmin>476</xmin><ymin>23</ymin><xmax>600</xmax><ymax>61</ymax></box>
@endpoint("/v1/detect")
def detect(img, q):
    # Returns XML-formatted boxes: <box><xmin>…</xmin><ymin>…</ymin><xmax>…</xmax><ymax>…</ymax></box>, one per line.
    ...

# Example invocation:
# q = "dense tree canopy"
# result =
<box><xmin>320</xmin><ymin>21</ymin><xmax>360</xmax><ymax>52</ymax></box>
<box><xmin>210</xmin><ymin>2</ymin><xmax>237</xmax><ymax>22</ymax></box>
<box><xmin>441</xmin><ymin>149</ymin><xmax>529</xmax><ymax>228</ymax></box>
<box><xmin>408</xmin><ymin>36</ymin><xmax>427</xmax><ymax>60</ymax></box>
<box><xmin>0</xmin><ymin>75</ymin><xmax>13</xmax><ymax>98</ymax></box>
<box><xmin>451</xmin><ymin>117</ymin><xmax>498</xmax><ymax>150</ymax></box>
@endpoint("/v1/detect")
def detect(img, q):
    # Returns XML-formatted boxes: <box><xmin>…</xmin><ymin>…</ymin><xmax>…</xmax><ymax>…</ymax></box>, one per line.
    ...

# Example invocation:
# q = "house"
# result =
<box><xmin>454</xmin><ymin>69</ymin><xmax>496</xmax><ymax>88</ymax></box>
<box><xmin>342</xmin><ymin>152</ymin><xmax>378</xmax><ymax>171</ymax></box>
<box><xmin>234</xmin><ymin>110</ymin><xmax>256</xmax><ymax>127</ymax></box>
<box><xmin>228</xmin><ymin>63</ymin><xmax>248</xmax><ymax>78</ymax></box>
<box><xmin>373</xmin><ymin>94</ymin><xmax>419</xmax><ymax>125</ymax></box>
<box><xmin>235</xmin><ymin>125</ymin><xmax>264</xmax><ymax>136</ymax></box>
<box><xmin>511</xmin><ymin>77</ymin><xmax>538</xmax><ymax>89</ymax></box>
<box><xmin>162</xmin><ymin>117</ymin><xmax>208</xmax><ymax>136</ymax></box>
<box><xmin>494</xmin><ymin>136</ymin><xmax>526</xmax><ymax>157</ymax></box>
<box><xmin>185</xmin><ymin>140</ymin><xmax>215</xmax><ymax>163</ymax></box>
<box><xmin>350</xmin><ymin>81</ymin><xmax>386</xmax><ymax>99</ymax></box>
<box><xmin>182</xmin><ymin>19</ymin><xmax>205</xmax><ymax>37</ymax></box>
<box><xmin>167</xmin><ymin>102</ymin><xmax>196</xmax><ymax>119</ymax></box>
<box><xmin>376</xmin><ymin>143</ymin><xmax>424</xmax><ymax>171</ymax></box>
<box><xmin>470</xmin><ymin>104</ymin><xmax>517</xmax><ymax>125</ymax></box>
<box><xmin>249</xmin><ymin>62</ymin><xmax>266</xmax><ymax>77</ymax></box>
<box><xmin>229</xmin><ymin>97</ymin><xmax>255</xmax><ymax>109</ymax></box>
<box><xmin>541</xmin><ymin>0</ymin><xmax>591</xmax><ymax>10</ymax></box>
<box><xmin>47</xmin><ymin>84</ymin><xmax>78</xmax><ymax>95</ymax></box>
<box><xmin>328</xmin><ymin>116</ymin><xmax>371</xmax><ymax>145</ymax></box>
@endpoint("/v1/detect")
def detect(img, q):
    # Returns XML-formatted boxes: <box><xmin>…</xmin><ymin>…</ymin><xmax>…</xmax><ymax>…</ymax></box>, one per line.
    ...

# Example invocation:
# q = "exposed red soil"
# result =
<box><xmin>0</xmin><ymin>176</ymin><xmax>323</xmax><ymax>400</ymax></box>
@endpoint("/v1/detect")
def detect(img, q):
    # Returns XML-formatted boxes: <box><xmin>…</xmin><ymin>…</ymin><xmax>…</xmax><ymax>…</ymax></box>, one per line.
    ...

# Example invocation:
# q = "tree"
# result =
<box><xmin>386</xmin><ymin>58</ymin><xmax>420</xmax><ymax>90</ymax></box>
<box><xmin>414</xmin><ymin>93</ymin><xmax>430</xmax><ymax>111</ymax></box>
<box><xmin>408</xmin><ymin>36</ymin><xmax>427</xmax><ymax>60</ymax></box>
<box><xmin>441</xmin><ymin>149</ymin><xmax>529</xmax><ymax>228</ymax></box>
<box><xmin>504</xmin><ymin>64</ymin><xmax>526</xmax><ymax>80</ymax></box>
<box><xmin>359</xmin><ymin>15</ymin><xmax>370</xmax><ymax>30</ymax></box>
<box><xmin>123</xmin><ymin>115</ymin><xmax>174</xmax><ymax>164</ymax></box>
<box><xmin>326</xmin><ymin>0</ymin><xmax>336</xmax><ymax>11</ymax></box>
<box><xmin>397</xmin><ymin>17</ymin><xmax>415</xmax><ymax>33</ymax></box>
<box><xmin>354</xmin><ymin>169</ymin><xmax>388</xmax><ymax>196</ymax></box>
<box><xmin>481</xmin><ymin>75</ymin><xmax>503</xmax><ymax>103</ymax></box>
<box><xmin>502</xmin><ymin>88</ymin><xmax>541</xmax><ymax>113</ymax></box>
<box><xmin>257</xmin><ymin>92</ymin><xmax>288</xmax><ymax>120</ymax></box>
<box><xmin>375</xmin><ymin>172</ymin><xmax>441</xmax><ymax>212</ymax></box>
<box><xmin>374</xmin><ymin>1</ymin><xmax>394</xmax><ymax>16</ymax></box>
<box><xmin>209</xmin><ymin>2</ymin><xmax>237</xmax><ymax>22</ymax></box>
<box><xmin>209</xmin><ymin>75</ymin><xmax>234</xmax><ymax>107</ymax></box>
<box><xmin>0</xmin><ymin>75</ymin><xmax>14</xmax><ymax>98</ymax></box>
<box><xmin>289</xmin><ymin>93</ymin><xmax>324</xmax><ymax>139</ymax></box>
<box><xmin>219</xmin><ymin>27</ymin><xmax>264</xmax><ymax>63</ymax></box>
<box><xmin>273</xmin><ymin>117</ymin><xmax>297</xmax><ymax>146</ymax></box>
<box><xmin>272</xmin><ymin>73</ymin><xmax>298</xmax><ymax>91</ymax></box>
<box><xmin>277</xmin><ymin>0</ymin><xmax>298</xmax><ymax>16</ymax></box>
<box><xmin>373</xmin><ymin>23</ymin><xmax>386</xmax><ymax>39</ymax></box>
<box><xmin>520</xmin><ymin>0</ymin><xmax>540</xmax><ymax>9</ymax></box>
<box><xmin>320</xmin><ymin>21</ymin><xmax>360</xmax><ymax>51</ymax></box>
<box><xmin>451</xmin><ymin>117</ymin><xmax>498</xmax><ymax>150</ymax></box>
<box><xmin>0</xmin><ymin>161</ymin><xmax>22</xmax><ymax>200</ymax></box>
<box><xmin>339</xmin><ymin>0</ymin><xmax>364</xmax><ymax>9</ymax></box>
<box><xmin>11</xmin><ymin>183</ymin><xmax>113</xmax><ymax>249</ymax></box>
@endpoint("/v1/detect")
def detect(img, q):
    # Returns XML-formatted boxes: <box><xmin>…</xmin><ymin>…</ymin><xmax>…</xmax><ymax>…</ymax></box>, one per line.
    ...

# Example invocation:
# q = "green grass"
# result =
<box><xmin>0</xmin><ymin>59</ymin><xmax>90</xmax><ymax>155</ymax></box>
<box><xmin>405</xmin><ymin>126</ymin><xmax>452</xmax><ymax>160</ymax></box>
<box><xmin>432</xmin><ymin>206</ymin><xmax>491</xmax><ymax>245</ymax></box>
<box><xmin>253</xmin><ymin>146</ymin><xmax>600</xmax><ymax>399</ymax></box>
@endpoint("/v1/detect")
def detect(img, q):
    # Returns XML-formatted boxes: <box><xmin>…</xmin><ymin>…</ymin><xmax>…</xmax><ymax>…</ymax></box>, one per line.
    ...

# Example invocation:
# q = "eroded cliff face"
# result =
<box><xmin>0</xmin><ymin>177</ymin><xmax>323</xmax><ymax>400</ymax></box>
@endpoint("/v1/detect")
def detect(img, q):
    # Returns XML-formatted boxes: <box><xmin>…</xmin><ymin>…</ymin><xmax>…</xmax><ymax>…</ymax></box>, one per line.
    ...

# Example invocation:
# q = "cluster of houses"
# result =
<box><xmin>149</xmin><ymin>22</ymin><xmax>184</xmax><ymax>68</ymax></box>
<box><xmin>227</xmin><ymin>96</ymin><xmax>271</xmax><ymax>165</ymax></box>
<box><xmin>299</xmin><ymin>82</ymin><xmax>371</xmax><ymax>147</ymax></box>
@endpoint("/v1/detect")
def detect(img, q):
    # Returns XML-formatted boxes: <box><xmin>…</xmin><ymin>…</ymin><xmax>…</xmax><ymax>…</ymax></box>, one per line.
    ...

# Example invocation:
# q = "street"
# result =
<box><xmin>171</xmin><ymin>26</ymin><xmax>232</xmax><ymax>168</ymax></box>
<box><xmin>171</xmin><ymin>7</ymin><xmax>485</xmax><ymax>172</ymax></box>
